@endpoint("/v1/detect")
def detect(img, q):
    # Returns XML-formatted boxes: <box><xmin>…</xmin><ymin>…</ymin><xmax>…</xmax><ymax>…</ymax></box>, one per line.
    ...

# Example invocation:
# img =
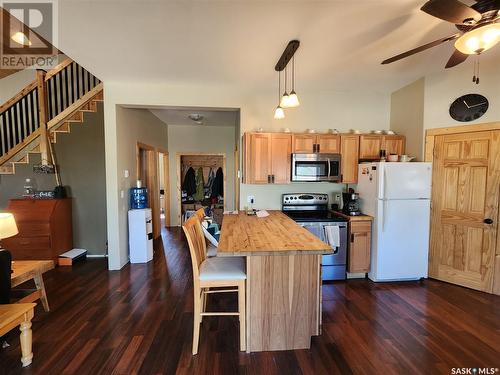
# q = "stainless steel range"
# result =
<box><xmin>282</xmin><ymin>193</ymin><xmax>347</xmax><ymax>281</ymax></box>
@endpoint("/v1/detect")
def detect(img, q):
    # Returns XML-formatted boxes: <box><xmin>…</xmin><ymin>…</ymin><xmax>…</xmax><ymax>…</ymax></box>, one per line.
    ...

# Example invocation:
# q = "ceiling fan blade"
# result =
<box><xmin>421</xmin><ymin>0</ymin><xmax>482</xmax><ymax>24</ymax></box>
<box><xmin>445</xmin><ymin>49</ymin><xmax>468</xmax><ymax>68</ymax></box>
<box><xmin>381</xmin><ymin>34</ymin><xmax>460</xmax><ymax>64</ymax></box>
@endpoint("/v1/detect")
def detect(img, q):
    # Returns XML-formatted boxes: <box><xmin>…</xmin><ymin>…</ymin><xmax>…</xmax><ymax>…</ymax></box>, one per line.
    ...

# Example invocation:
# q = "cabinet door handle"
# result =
<box><xmin>351</xmin><ymin>233</ymin><xmax>355</xmax><ymax>242</ymax></box>
<box><xmin>267</xmin><ymin>175</ymin><xmax>271</xmax><ymax>183</ymax></box>
<box><xmin>484</xmin><ymin>218</ymin><xmax>494</xmax><ymax>224</ymax></box>
<box><xmin>317</xmin><ymin>143</ymin><xmax>320</xmax><ymax>153</ymax></box>
<box><xmin>272</xmin><ymin>175</ymin><xmax>275</xmax><ymax>183</ymax></box>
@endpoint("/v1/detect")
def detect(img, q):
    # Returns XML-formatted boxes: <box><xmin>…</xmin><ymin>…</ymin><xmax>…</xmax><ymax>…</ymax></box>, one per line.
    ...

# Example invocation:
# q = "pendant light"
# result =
<box><xmin>274</xmin><ymin>70</ymin><xmax>285</xmax><ymax>119</ymax></box>
<box><xmin>280</xmin><ymin>66</ymin><xmax>291</xmax><ymax>108</ymax></box>
<box><xmin>287</xmin><ymin>56</ymin><xmax>300</xmax><ymax>107</ymax></box>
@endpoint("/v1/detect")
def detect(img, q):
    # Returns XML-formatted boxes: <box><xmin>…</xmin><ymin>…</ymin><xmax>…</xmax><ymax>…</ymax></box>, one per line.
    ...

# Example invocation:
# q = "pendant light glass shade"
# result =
<box><xmin>454</xmin><ymin>23</ymin><xmax>500</xmax><ymax>55</ymax></box>
<box><xmin>287</xmin><ymin>90</ymin><xmax>300</xmax><ymax>107</ymax></box>
<box><xmin>280</xmin><ymin>94</ymin><xmax>290</xmax><ymax>108</ymax></box>
<box><xmin>274</xmin><ymin>106</ymin><xmax>285</xmax><ymax>119</ymax></box>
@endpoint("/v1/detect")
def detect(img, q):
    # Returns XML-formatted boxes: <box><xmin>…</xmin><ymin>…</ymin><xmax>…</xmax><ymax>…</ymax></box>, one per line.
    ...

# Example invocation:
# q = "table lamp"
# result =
<box><xmin>0</xmin><ymin>213</ymin><xmax>18</xmax><ymax>249</ymax></box>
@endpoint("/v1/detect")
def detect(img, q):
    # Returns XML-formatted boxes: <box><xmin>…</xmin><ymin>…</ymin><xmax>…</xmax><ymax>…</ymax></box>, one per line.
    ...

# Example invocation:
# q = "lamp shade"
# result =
<box><xmin>0</xmin><ymin>213</ymin><xmax>18</xmax><ymax>240</ymax></box>
<box><xmin>454</xmin><ymin>23</ymin><xmax>500</xmax><ymax>55</ymax></box>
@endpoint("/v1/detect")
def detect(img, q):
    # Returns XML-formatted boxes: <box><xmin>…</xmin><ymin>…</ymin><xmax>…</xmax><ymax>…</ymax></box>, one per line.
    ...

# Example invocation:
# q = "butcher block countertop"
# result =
<box><xmin>217</xmin><ymin>210</ymin><xmax>332</xmax><ymax>257</ymax></box>
<box><xmin>330</xmin><ymin>211</ymin><xmax>373</xmax><ymax>221</ymax></box>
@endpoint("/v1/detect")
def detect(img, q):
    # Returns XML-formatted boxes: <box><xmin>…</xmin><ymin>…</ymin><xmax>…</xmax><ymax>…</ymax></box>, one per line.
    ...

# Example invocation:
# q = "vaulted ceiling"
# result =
<box><xmin>58</xmin><ymin>0</ymin><xmax>500</xmax><ymax>94</ymax></box>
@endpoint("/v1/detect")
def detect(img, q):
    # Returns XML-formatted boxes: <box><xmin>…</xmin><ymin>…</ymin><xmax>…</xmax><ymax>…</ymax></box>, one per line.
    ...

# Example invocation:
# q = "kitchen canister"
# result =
<box><xmin>130</xmin><ymin>180</ymin><xmax>149</xmax><ymax>209</ymax></box>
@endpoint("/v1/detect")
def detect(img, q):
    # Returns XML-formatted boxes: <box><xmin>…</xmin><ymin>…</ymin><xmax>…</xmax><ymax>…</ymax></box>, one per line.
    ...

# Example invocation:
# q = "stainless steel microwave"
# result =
<box><xmin>291</xmin><ymin>153</ymin><xmax>341</xmax><ymax>182</ymax></box>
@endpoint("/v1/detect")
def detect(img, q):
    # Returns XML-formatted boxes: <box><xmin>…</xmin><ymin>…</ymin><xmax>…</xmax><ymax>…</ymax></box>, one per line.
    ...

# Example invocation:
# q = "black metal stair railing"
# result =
<box><xmin>0</xmin><ymin>61</ymin><xmax>101</xmax><ymax>159</ymax></box>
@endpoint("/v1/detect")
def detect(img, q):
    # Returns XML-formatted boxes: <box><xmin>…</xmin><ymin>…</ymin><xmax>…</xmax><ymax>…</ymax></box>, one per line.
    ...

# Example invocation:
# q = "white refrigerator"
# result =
<box><xmin>357</xmin><ymin>162</ymin><xmax>432</xmax><ymax>282</ymax></box>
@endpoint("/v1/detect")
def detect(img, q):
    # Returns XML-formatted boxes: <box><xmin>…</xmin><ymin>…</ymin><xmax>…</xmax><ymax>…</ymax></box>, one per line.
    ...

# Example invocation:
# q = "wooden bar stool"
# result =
<box><xmin>182</xmin><ymin>214</ymin><xmax>246</xmax><ymax>355</ymax></box>
<box><xmin>194</xmin><ymin>208</ymin><xmax>218</xmax><ymax>257</ymax></box>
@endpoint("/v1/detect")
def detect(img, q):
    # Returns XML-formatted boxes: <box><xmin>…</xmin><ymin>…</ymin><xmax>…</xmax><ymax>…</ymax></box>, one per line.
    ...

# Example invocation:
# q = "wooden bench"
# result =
<box><xmin>0</xmin><ymin>303</ymin><xmax>35</xmax><ymax>367</ymax></box>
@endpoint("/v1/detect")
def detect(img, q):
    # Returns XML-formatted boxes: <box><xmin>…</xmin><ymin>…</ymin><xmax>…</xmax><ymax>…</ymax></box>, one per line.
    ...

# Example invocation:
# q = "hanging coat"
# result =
<box><xmin>182</xmin><ymin>167</ymin><xmax>196</xmax><ymax>196</ymax></box>
<box><xmin>193</xmin><ymin>167</ymin><xmax>205</xmax><ymax>201</ymax></box>
<box><xmin>211</xmin><ymin>167</ymin><xmax>224</xmax><ymax>198</ymax></box>
<box><xmin>206</xmin><ymin>168</ymin><xmax>216</xmax><ymax>197</ymax></box>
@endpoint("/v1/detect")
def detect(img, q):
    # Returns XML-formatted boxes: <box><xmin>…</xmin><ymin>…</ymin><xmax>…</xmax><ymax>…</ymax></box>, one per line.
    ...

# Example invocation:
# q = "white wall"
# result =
<box><xmin>390</xmin><ymin>78</ymin><xmax>425</xmax><ymax>160</ymax></box>
<box><xmin>104</xmin><ymin>82</ymin><xmax>390</xmax><ymax>269</ymax></box>
<box><xmin>167</xmin><ymin>124</ymin><xmax>236</xmax><ymax>226</ymax></box>
<box><xmin>110</xmin><ymin>106</ymin><xmax>168</xmax><ymax>269</ymax></box>
<box><xmin>423</xmin><ymin>57</ymin><xmax>500</xmax><ymax>129</ymax></box>
<box><xmin>0</xmin><ymin>70</ymin><xmax>36</xmax><ymax>105</ymax></box>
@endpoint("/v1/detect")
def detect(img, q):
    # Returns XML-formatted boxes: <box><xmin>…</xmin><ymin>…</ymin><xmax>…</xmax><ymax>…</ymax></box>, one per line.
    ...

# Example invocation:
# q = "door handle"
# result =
<box><xmin>351</xmin><ymin>233</ymin><xmax>355</xmax><ymax>242</ymax></box>
<box><xmin>317</xmin><ymin>143</ymin><xmax>320</xmax><ymax>153</ymax></box>
<box><xmin>484</xmin><ymin>218</ymin><xmax>494</xmax><ymax>224</ymax></box>
<box><xmin>267</xmin><ymin>175</ymin><xmax>271</xmax><ymax>183</ymax></box>
<box><xmin>271</xmin><ymin>175</ymin><xmax>275</xmax><ymax>183</ymax></box>
<box><xmin>313</xmin><ymin>144</ymin><xmax>317</xmax><ymax>153</ymax></box>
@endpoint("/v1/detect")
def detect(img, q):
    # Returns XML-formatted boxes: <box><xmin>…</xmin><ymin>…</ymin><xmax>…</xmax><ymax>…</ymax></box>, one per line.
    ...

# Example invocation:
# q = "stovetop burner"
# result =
<box><xmin>281</xmin><ymin>193</ymin><xmax>346</xmax><ymax>223</ymax></box>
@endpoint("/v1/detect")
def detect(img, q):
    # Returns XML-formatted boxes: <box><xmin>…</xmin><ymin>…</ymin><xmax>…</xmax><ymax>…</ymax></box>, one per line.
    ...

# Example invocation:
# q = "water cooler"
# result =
<box><xmin>128</xmin><ymin>208</ymin><xmax>153</xmax><ymax>263</ymax></box>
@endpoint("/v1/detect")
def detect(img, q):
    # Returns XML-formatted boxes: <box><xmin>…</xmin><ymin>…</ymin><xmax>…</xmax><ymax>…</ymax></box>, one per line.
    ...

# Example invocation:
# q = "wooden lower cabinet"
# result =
<box><xmin>348</xmin><ymin>220</ymin><xmax>372</xmax><ymax>273</ymax></box>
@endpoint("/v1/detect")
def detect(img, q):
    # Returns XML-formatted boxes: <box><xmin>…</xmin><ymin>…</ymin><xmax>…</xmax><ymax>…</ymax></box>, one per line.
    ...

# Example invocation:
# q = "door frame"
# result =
<box><xmin>157</xmin><ymin>148</ymin><xmax>170</xmax><ymax>227</ymax></box>
<box><xmin>176</xmin><ymin>152</ymin><xmax>227</xmax><ymax>225</ymax></box>
<box><xmin>136</xmin><ymin>142</ymin><xmax>161</xmax><ymax>239</ymax></box>
<box><xmin>425</xmin><ymin>121</ymin><xmax>500</xmax><ymax>295</ymax></box>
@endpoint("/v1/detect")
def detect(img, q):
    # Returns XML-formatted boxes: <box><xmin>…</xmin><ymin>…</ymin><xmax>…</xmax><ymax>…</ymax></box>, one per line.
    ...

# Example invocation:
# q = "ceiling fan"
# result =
<box><xmin>382</xmin><ymin>0</ymin><xmax>500</xmax><ymax>68</ymax></box>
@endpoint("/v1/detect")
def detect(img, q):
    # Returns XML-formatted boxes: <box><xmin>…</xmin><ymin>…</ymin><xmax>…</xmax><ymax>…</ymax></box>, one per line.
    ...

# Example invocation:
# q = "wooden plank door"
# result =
<box><xmin>270</xmin><ymin>134</ymin><xmax>291</xmax><ymax>184</ymax></box>
<box><xmin>340</xmin><ymin>135</ymin><xmax>359</xmax><ymax>183</ymax></box>
<box><xmin>429</xmin><ymin>131</ymin><xmax>500</xmax><ymax>292</ymax></box>
<box><xmin>247</xmin><ymin>133</ymin><xmax>272</xmax><ymax>184</ymax></box>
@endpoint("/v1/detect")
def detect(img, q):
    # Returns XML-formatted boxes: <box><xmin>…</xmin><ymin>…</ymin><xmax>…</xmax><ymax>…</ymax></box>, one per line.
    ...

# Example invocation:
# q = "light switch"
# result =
<box><xmin>124</xmin><ymin>170</ymin><xmax>129</xmax><ymax>178</ymax></box>
<box><xmin>120</xmin><ymin>190</ymin><xmax>125</xmax><ymax>199</ymax></box>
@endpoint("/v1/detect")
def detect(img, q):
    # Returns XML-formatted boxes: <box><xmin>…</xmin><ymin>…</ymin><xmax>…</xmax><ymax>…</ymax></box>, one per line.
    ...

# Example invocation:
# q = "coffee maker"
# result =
<box><xmin>342</xmin><ymin>191</ymin><xmax>361</xmax><ymax>216</ymax></box>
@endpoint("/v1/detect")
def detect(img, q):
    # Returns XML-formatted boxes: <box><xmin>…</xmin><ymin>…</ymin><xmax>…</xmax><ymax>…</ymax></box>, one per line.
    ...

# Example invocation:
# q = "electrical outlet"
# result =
<box><xmin>334</xmin><ymin>193</ymin><xmax>342</xmax><ymax>203</ymax></box>
<box><xmin>247</xmin><ymin>195</ymin><xmax>255</xmax><ymax>204</ymax></box>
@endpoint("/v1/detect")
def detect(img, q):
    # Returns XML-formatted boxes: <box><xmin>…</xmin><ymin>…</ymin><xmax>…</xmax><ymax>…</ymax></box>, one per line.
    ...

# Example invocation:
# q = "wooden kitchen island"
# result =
<box><xmin>217</xmin><ymin>210</ymin><xmax>332</xmax><ymax>352</ymax></box>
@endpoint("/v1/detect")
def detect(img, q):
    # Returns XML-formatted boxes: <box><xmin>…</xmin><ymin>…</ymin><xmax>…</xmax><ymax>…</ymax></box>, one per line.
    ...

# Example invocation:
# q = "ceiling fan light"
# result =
<box><xmin>455</xmin><ymin>23</ymin><xmax>500</xmax><ymax>55</ymax></box>
<box><xmin>287</xmin><ymin>91</ymin><xmax>300</xmax><ymax>108</ymax></box>
<box><xmin>274</xmin><ymin>106</ymin><xmax>285</xmax><ymax>120</ymax></box>
<box><xmin>280</xmin><ymin>93</ymin><xmax>291</xmax><ymax>108</ymax></box>
<box><xmin>11</xmin><ymin>31</ymin><xmax>31</xmax><ymax>46</ymax></box>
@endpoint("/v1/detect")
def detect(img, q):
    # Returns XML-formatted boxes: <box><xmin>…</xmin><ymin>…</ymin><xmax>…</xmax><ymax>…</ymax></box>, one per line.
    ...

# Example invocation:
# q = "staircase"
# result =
<box><xmin>0</xmin><ymin>59</ymin><xmax>103</xmax><ymax>175</ymax></box>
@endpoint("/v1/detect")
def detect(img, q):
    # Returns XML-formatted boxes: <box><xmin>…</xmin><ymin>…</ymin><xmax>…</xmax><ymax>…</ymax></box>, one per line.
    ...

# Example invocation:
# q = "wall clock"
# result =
<box><xmin>449</xmin><ymin>94</ymin><xmax>489</xmax><ymax>122</ymax></box>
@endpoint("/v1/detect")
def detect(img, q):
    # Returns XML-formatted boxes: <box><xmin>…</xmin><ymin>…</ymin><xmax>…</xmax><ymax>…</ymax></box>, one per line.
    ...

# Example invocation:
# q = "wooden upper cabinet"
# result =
<box><xmin>340</xmin><ymin>135</ymin><xmax>359</xmax><ymax>184</ymax></box>
<box><xmin>359</xmin><ymin>135</ymin><xmax>383</xmax><ymax>160</ymax></box>
<box><xmin>244</xmin><ymin>132</ymin><xmax>291</xmax><ymax>184</ymax></box>
<box><xmin>317</xmin><ymin>135</ymin><xmax>340</xmax><ymax>153</ymax></box>
<box><xmin>270</xmin><ymin>134</ymin><xmax>292</xmax><ymax>184</ymax></box>
<box><xmin>292</xmin><ymin>134</ymin><xmax>340</xmax><ymax>154</ymax></box>
<box><xmin>292</xmin><ymin>134</ymin><xmax>316</xmax><ymax>153</ymax></box>
<box><xmin>244</xmin><ymin>133</ymin><xmax>271</xmax><ymax>184</ymax></box>
<box><xmin>359</xmin><ymin>134</ymin><xmax>406</xmax><ymax>160</ymax></box>
<box><xmin>383</xmin><ymin>135</ymin><xmax>405</xmax><ymax>156</ymax></box>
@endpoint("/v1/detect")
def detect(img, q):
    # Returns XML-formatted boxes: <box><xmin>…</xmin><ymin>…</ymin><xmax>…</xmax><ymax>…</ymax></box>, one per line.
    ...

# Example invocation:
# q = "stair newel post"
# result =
<box><xmin>36</xmin><ymin>69</ymin><xmax>51</xmax><ymax>166</ymax></box>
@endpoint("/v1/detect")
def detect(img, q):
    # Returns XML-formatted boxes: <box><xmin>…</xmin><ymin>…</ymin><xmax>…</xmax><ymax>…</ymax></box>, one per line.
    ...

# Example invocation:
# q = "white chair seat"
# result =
<box><xmin>199</xmin><ymin>257</ymin><xmax>246</xmax><ymax>281</ymax></box>
<box><xmin>207</xmin><ymin>244</ymin><xmax>217</xmax><ymax>257</ymax></box>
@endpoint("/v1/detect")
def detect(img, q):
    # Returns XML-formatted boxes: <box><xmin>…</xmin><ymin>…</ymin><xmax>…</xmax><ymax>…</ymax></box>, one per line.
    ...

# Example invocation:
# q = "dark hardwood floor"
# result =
<box><xmin>1</xmin><ymin>227</ymin><xmax>499</xmax><ymax>374</ymax></box>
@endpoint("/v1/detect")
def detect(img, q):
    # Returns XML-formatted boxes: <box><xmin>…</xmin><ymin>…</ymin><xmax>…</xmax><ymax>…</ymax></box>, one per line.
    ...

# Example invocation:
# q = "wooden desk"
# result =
<box><xmin>0</xmin><ymin>303</ymin><xmax>36</xmax><ymax>367</ymax></box>
<box><xmin>218</xmin><ymin>211</ymin><xmax>332</xmax><ymax>352</ymax></box>
<box><xmin>11</xmin><ymin>260</ymin><xmax>54</xmax><ymax>312</ymax></box>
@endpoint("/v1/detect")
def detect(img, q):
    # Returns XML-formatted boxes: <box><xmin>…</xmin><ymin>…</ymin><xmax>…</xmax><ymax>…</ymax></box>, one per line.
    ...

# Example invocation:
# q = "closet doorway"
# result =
<box><xmin>176</xmin><ymin>153</ymin><xmax>226</xmax><ymax>225</ymax></box>
<box><xmin>136</xmin><ymin>142</ymin><xmax>161</xmax><ymax>239</ymax></box>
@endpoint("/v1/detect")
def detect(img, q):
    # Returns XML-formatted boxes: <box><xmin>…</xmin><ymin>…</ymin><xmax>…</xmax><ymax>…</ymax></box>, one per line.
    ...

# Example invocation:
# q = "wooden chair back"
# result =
<box><xmin>182</xmin><ymin>215</ymin><xmax>207</xmax><ymax>280</ymax></box>
<box><xmin>195</xmin><ymin>208</ymin><xmax>205</xmax><ymax>222</ymax></box>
